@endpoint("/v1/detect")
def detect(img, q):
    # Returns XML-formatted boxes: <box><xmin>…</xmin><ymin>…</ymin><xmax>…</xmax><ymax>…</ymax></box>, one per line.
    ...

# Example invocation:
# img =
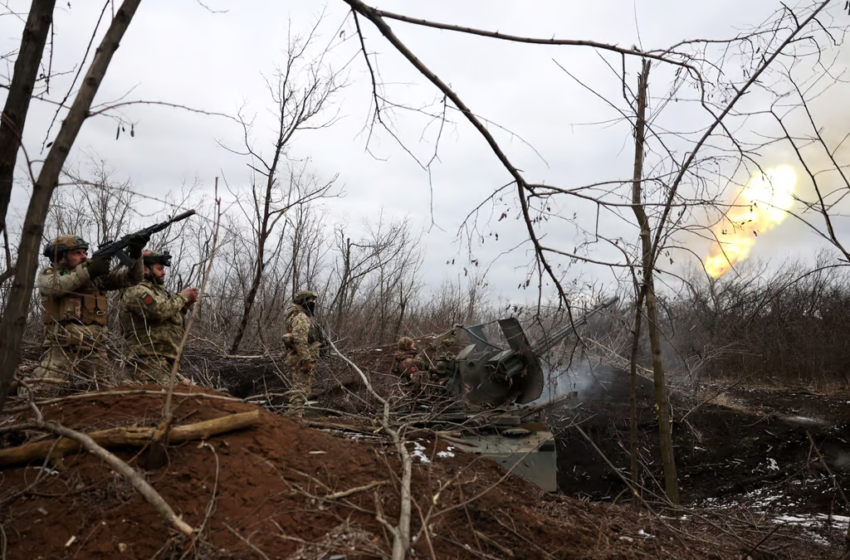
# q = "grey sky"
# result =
<box><xmin>1</xmin><ymin>0</ymin><xmax>848</xmax><ymax>303</ymax></box>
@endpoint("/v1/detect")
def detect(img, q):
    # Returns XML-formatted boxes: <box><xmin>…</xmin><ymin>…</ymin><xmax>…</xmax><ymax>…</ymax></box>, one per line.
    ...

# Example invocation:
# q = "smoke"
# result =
<box><xmin>536</xmin><ymin>359</ymin><xmax>616</xmax><ymax>404</ymax></box>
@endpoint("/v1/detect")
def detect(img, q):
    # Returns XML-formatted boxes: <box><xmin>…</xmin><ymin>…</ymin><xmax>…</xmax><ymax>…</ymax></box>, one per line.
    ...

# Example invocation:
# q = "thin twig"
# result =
<box><xmin>165</xmin><ymin>179</ymin><xmax>222</xmax><ymax>418</ymax></box>
<box><xmin>223</xmin><ymin>522</ymin><xmax>271</xmax><ymax>560</ymax></box>
<box><xmin>323</xmin><ymin>480</ymin><xmax>388</xmax><ymax>500</ymax></box>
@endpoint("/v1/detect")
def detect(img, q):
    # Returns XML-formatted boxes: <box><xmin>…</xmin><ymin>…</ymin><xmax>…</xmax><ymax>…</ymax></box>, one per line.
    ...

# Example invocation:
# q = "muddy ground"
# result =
<box><xmin>552</xmin><ymin>367</ymin><xmax>849</xmax><ymax>522</ymax></box>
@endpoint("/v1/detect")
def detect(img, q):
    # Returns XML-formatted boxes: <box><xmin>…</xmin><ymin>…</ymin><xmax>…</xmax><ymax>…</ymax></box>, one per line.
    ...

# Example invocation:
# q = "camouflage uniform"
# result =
<box><xmin>120</xmin><ymin>279</ymin><xmax>189</xmax><ymax>384</ymax></box>
<box><xmin>35</xmin><ymin>238</ymin><xmax>144</xmax><ymax>389</ymax></box>
<box><xmin>392</xmin><ymin>350</ymin><xmax>428</xmax><ymax>383</ymax></box>
<box><xmin>392</xmin><ymin>337</ymin><xmax>427</xmax><ymax>381</ymax></box>
<box><xmin>283</xmin><ymin>291</ymin><xmax>322</xmax><ymax>415</ymax></box>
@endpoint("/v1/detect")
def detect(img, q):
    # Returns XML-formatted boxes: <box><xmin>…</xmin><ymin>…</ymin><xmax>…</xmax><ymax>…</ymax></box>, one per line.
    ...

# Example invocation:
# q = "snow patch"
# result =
<box><xmin>782</xmin><ymin>415</ymin><xmax>827</xmax><ymax>426</ymax></box>
<box><xmin>437</xmin><ymin>446</ymin><xmax>456</xmax><ymax>459</ymax></box>
<box><xmin>766</xmin><ymin>458</ymin><xmax>779</xmax><ymax>471</ymax></box>
<box><xmin>637</xmin><ymin>529</ymin><xmax>655</xmax><ymax>539</ymax></box>
<box><xmin>409</xmin><ymin>441</ymin><xmax>431</xmax><ymax>463</ymax></box>
<box><xmin>803</xmin><ymin>530</ymin><xmax>830</xmax><ymax>546</ymax></box>
<box><xmin>773</xmin><ymin>514</ymin><xmax>849</xmax><ymax>529</ymax></box>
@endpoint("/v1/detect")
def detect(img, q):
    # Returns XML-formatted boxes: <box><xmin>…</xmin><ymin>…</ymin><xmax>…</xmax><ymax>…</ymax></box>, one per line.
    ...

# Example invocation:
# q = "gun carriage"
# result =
<box><xmin>413</xmin><ymin>296</ymin><xmax>619</xmax><ymax>491</ymax></box>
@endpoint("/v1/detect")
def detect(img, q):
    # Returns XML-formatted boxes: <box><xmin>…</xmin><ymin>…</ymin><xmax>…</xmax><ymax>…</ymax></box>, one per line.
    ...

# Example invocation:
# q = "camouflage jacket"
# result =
<box><xmin>119</xmin><ymin>279</ymin><xmax>189</xmax><ymax>361</ymax></box>
<box><xmin>38</xmin><ymin>258</ymin><xmax>144</xmax><ymax>347</ymax></box>
<box><xmin>392</xmin><ymin>350</ymin><xmax>428</xmax><ymax>379</ymax></box>
<box><xmin>283</xmin><ymin>304</ymin><xmax>321</xmax><ymax>360</ymax></box>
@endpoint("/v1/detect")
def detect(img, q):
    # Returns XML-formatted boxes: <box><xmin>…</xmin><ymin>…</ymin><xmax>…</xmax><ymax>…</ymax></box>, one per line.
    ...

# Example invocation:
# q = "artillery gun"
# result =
<box><xmin>413</xmin><ymin>296</ymin><xmax>619</xmax><ymax>491</ymax></box>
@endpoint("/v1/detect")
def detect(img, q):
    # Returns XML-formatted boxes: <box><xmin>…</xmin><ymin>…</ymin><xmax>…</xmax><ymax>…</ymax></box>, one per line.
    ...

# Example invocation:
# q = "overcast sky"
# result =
<box><xmin>2</xmin><ymin>0</ymin><xmax>848</xmax><ymax>304</ymax></box>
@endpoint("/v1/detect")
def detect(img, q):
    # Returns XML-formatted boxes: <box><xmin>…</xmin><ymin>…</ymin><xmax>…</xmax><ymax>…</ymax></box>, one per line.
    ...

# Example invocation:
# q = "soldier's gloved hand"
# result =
<box><xmin>127</xmin><ymin>233</ymin><xmax>151</xmax><ymax>259</ymax></box>
<box><xmin>180</xmin><ymin>287</ymin><xmax>198</xmax><ymax>304</ymax></box>
<box><xmin>85</xmin><ymin>258</ymin><xmax>110</xmax><ymax>279</ymax></box>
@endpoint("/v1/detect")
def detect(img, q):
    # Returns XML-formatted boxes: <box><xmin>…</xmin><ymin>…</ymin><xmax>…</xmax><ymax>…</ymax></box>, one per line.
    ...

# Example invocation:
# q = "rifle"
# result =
<box><xmin>92</xmin><ymin>210</ymin><xmax>196</xmax><ymax>267</ymax></box>
<box><xmin>311</xmin><ymin>321</ymin><xmax>330</xmax><ymax>358</ymax></box>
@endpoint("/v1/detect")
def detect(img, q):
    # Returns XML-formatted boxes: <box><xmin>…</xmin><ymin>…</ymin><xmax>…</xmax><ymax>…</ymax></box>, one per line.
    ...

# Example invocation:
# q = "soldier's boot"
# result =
<box><xmin>286</xmin><ymin>393</ymin><xmax>306</xmax><ymax>417</ymax></box>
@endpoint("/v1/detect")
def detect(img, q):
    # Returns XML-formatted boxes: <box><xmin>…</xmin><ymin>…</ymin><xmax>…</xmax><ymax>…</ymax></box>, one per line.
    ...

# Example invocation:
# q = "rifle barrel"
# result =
<box><xmin>171</xmin><ymin>209</ymin><xmax>196</xmax><ymax>221</ymax></box>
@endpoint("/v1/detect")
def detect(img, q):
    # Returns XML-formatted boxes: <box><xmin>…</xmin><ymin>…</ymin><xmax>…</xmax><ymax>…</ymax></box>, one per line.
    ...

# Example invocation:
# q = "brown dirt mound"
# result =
<box><xmin>0</xmin><ymin>386</ymin><xmax>837</xmax><ymax>559</ymax></box>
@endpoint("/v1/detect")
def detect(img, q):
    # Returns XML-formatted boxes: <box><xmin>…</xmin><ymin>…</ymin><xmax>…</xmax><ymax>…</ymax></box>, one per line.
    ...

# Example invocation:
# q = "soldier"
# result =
<box><xmin>120</xmin><ymin>251</ymin><xmax>198</xmax><ymax>385</ymax></box>
<box><xmin>283</xmin><ymin>289</ymin><xmax>323</xmax><ymax>417</ymax></box>
<box><xmin>34</xmin><ymin>233</ymin><xmax>149</xmax><ymax>392</ymax></box>
<box><xmin>392</xmin><ymin>337</ymin><xmax>428</xmax><ymax>383</ymax></box>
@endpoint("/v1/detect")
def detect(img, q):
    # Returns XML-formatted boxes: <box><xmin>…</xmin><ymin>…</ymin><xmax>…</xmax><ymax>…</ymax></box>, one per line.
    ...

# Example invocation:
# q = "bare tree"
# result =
<box><xmin>0</xmin><ymin>0</ymin><xmax>56</xmax><ymax>238</ymax></box>
<box><xmin>55</xmin><ymin>160</ymin><xmax>138</xmax><ymax>247</ymax></box>
<box><xmin>627</xmin><ymin>60</ymin><xmax>679</xmax><ymax>504</ymax></box>
<box><xmin>327</xmin><ymin>213</ymin><xmax>415</xmax><ymax>337</ymax></box>
<box><xmin>226</xmin><ymin>27</ymin><xmax>344</xmax><ymax>354</ymax></box>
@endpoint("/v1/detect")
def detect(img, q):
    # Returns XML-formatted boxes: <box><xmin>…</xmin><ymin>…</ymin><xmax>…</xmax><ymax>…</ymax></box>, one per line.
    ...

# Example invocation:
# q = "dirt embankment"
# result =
<box><xmin>1</xmin><ymin>385</ymin><xmax>839</xmax><ymax>559</ymax></box>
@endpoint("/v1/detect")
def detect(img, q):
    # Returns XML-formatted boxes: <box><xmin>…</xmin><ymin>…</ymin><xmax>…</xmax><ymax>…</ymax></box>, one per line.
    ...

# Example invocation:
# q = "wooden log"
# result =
<box><xmin>0</xmin><ymin>410</ymin><xmax>261</xmax><ymax>468</ymax></box>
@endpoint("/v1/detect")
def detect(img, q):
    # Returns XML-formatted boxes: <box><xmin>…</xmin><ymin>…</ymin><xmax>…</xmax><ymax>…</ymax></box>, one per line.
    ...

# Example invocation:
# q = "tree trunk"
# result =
<box><xmin>0</xmin><ymin>0</ymin><xmax>143</xmax><ymax>411</ymax></box>
<box><xmin>629</xmin><ymin>59</ymin><xmax>680</xmax><ymax>505</ymax></box>
<box><xmin>229</xmin><ymin>260</ymin><xmax>262</xmax><ymax>354</ymax></box>
<box><xmin>629</xmin><ymin>285</ymin><xmax>646</xmax><ymax>510</ymax></box>
<box><xmin>395</xmin><ymin>283</ymin><xmax>407</xmax><ymax>339</ymax></box>
<box><xmin>0</xmin><ymin>0</ymin><xmax>57</xmax><ymax>235</ymax></box>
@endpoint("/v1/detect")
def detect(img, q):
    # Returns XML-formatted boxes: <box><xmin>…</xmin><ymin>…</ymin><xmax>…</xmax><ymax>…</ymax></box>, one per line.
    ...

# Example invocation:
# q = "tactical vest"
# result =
<box><xmin>282</xmin><ymin>325</ymin><xmax>321</xmax><ymax>347</ymax></box>
<box><xmin>42</xmin><ymin>278</ymin><xmax>108</xmax><ymax>327</ymax></box>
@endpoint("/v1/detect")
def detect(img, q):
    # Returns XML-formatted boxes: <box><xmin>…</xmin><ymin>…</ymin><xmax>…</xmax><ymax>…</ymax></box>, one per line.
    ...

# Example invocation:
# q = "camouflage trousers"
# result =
<box><xmin>126</xmin><ymin>356</ymin><xmax>179</xmax><ymax>386</ymax></box>
<box><xmin>286</xmin><ymin>354</ymin><xmax>316</xmax><ymax>416</ymax></box>
<box><xmin>32</xmin><ymin>345</ymin><xmax>112</xmax><ymax>396</ymax></box>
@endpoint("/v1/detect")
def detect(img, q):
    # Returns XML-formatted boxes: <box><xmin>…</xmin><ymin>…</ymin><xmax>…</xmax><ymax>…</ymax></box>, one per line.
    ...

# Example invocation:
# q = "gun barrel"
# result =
<box><xmin>529</xmin><ymin>295</ymin><xmax>619</xmax><ymax>356</ymax></box>
<box><xmin>93</xmin><ymin>209</ymin><xmax>197</xmax><ymax>260</ymax></box>
<box><xmin>171</xmin><ymin>209</ymin><xmax>196</xmax><ymax>222</ymax></box>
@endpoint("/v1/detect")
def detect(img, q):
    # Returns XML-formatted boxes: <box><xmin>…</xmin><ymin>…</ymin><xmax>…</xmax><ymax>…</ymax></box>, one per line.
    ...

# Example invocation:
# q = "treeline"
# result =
<box><xmin>663</xmin><ymin>255</ymin><xmax>850</xmax><ymax>390</ymax></box>
<box><xmin>5</xmin><ymin>167</ymin><xmax>850</xmax><ymax>391</ymax></box>
<box><xmin>588</xmin><ymin>254</ymin><xmax>850</xmax><ymax>391</ymax></box>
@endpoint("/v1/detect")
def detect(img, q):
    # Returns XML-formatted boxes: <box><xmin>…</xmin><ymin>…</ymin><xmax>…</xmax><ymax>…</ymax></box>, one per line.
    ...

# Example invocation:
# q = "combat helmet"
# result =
<box><xmin>42</xmin><ymin>235</ymin><xmax>89</xmax><ymax>260</ymax></box>
<box><xmin>141</xmin><ymin>250</ymin><xmax>172</xmax><ymax>267</ymax></box>
<box><xmin>398</xmin><ymin>337</ymin><xmax>415</xmax><ymax>351</ymax></box>
<box><xmin>293</xmin><ymin>289</ymin><xmax>318</xmax><ymax>306</ymax></box>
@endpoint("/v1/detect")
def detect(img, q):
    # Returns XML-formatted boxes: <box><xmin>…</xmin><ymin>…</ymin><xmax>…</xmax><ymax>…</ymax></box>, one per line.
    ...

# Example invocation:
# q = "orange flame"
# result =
<box><xmin>704</xmin><ymin>166</ymin><xmax>797</xmax><ymax>279</ymax></box>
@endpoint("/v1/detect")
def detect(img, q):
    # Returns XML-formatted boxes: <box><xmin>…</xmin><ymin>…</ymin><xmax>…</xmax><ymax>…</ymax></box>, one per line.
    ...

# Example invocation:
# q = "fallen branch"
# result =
<box><xmin>0</xmin><ymin>410</ymin><xmax>261</xmax><ymax>468</ymax></box>
<box><xmin>323</xmin><ymin>480</ymin><xmax>388</xmax><ymax>500</ymax></box>
<box><xmin>36</xmin><ymin>421</ymin><xmax>194</xmax><ymax>536</ymax></box>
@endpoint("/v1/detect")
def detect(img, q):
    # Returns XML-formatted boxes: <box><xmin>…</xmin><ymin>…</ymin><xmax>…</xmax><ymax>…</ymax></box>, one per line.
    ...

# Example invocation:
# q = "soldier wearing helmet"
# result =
<box><xmin>34</xmin><ymin>232</ymin><xmax>149</xmax><ymax>392</ymax></box>
<box><xmin>119</xmin><ymin>250</ymin><xmax>199</xmax><ymax>386</ymax></box>
<box><xmin>282</xmin><ymin>289</ymin><xmax>323</xmax><ymax>416</ymax></box>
